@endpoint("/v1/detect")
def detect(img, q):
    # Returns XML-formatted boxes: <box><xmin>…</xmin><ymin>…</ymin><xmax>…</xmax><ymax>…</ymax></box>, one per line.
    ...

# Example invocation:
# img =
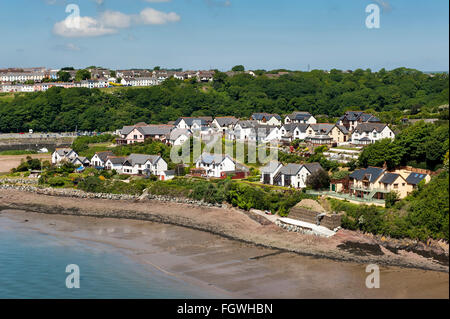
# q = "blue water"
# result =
<box><xmin>0</xmin><ymin>220</ymin><xmax>223</xmax><ymax>299</ymax></box>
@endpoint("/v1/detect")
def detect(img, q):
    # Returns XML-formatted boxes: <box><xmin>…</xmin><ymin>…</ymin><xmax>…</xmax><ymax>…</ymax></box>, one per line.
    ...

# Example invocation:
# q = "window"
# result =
<box><xmin>394</xmin><ymin>184</ymin><xmax>398</xmax><ymax>189</ymax></box>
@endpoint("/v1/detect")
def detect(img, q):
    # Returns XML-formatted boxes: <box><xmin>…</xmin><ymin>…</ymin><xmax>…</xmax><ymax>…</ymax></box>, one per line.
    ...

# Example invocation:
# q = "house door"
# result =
<box><xmin>161</xmin><ymin>175</ymin><xmax>165</xmax><ymax>181</ymax></box>
<box><xmin>332</xmin><ymin>184</ymin><xmax>336</xmax><ymax>191</ymax></box>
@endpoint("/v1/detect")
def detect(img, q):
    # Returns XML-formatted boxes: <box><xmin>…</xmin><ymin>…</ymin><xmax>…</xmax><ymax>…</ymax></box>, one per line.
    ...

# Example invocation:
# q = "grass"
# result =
<box><xmin>0</xmin><ymin>150</ymin><xmax>38</xmax><ymax>155</ymax></box>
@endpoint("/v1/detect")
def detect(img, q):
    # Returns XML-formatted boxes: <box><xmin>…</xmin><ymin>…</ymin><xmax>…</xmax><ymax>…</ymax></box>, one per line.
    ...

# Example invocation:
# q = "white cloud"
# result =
<box><xmin>100</xmin><ymin>10</ymin><xmax>132</xmax><ymax>28</ymax></box>
<box><xmin>53</xmin><ymin>8</ymin><xmax>180</xmax><ymax>38</ymax></box>
<box><xmin>53</xmin><ymin>16</ymin><xmax>117</xmax><ymax>38</ymax></box>
<box><xmin>136</xmin><ymin>8</ymin><xmax>180</xmax><ymax>25</ymax></box>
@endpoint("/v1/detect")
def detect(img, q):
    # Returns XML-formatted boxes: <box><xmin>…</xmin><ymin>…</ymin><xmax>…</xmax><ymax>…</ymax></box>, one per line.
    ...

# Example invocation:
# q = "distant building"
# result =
<box><xmin>337</xmin><ymin>111</ymin><xmax>381</xmax><ymax>131</ymax></box>
<box><xmin>52</xmin><ymin>148</ymin><xmax>78</xmax><ymax>165</ymax></box>
<box><xmin>284</xmin><ymin>111</ymin><xmax>317</xmax><ymax>125</ymax></box>
<box><xmin>351</xmin><ymin>123</ymin><xmax>395</xmax><ymax>145</ymax></box>
<box><xmin>195</xmin><ymin>153</ymin><xmax>236</xmax><ymax>178</ymax></box>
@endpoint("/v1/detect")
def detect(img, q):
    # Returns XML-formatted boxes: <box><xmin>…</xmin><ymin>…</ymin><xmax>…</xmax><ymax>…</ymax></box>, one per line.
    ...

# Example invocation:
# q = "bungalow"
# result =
<box><xmin>121</xmin><ymin>154</ymin><xmax>168</xmax><ymax>176</ymax></box>
<box><xmin>52</xmin><ymin>148</ymin><xmax>78</xmax><ymax>165</ymax></box>
<box><xmin>90</xmin><ymin>151</ymin><xmax>114</xmax><ymax>168</ymax></box>
<box><xmin>104</xmin><ymin>156</ymin><xmax>126</xmax><ymax>171</ymax></box>
<box><xmin>351</xmin><ymin>123</ymin><xmax>395</xmax><ymax>145</ymax></box>
<box><xmin>284</xmin><ymin>111</ymin><xmax>317</xmax><ymax>124</ymax></box>
<box><xmin>211</xmin><ymin>117</ymin><xmax>239</xmax><ymax>133</ymax></box>
<box><xmin>160</xmin><ymin>170</ymin><xmax>175</xmax><ymax>181</ymax></box>
<box><xmin>195</xmin><ymin>153</ymin><xmax>236</xmax><ymax>178</ymax></box>
<box><xmin>275</xmin><ymin>162</ymin><xmax>323</xmax><ymax>188</ymax></box>
<box><xmin>260</xmin><ymin>161</ymin><xmax>283</xmax><ymax>185</ymax></box>
<box><xmin>250</xmin><ymin>113</ymin><xmax>282</xmax><ymax>126</ymax></box>
<box><xmin>337</xmin><ymin>111</ymin><xmax>381</xmax><ymax>131</ymax></box>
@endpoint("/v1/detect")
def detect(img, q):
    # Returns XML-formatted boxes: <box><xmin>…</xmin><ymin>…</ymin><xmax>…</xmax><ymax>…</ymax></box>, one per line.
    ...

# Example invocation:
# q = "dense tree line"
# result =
<box><xmin>0</xmin><ymin>68</ymin><xmax>448</xmax><ymax>133</ymax></box>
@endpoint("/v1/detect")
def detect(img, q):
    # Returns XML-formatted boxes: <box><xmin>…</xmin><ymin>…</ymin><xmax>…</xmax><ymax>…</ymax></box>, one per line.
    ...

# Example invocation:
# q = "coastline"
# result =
<box><xmin>1</xmin><ymin>207</ymin><xmax>448</xmax><ymax>298</ymax></box>
<box><xmin>0</xmin><ymin>188</ymin><xmax>448</xmax><ymax>273</ymax></box>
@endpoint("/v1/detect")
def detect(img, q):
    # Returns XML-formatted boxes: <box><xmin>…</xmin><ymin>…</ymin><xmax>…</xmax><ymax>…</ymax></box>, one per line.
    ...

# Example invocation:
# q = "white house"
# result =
<box><xmin>90</xmin><ymin>151</ymin><xmax>115</xmax><ymax>168</ymax></box>
<box><xmin>71</xmin><ymin>156</ymin><xmax>90</xmax><ymax>167</ymax></box>
<box><xmin>351</xmin><ymin>123</ymin><xmax>395</xmax><ymax>145</ymax></box>
<box><xmin>284</xmin><ymin>112</ymin><xmax>317</xmax><ymax>125</ymax></box>
<box><xmin>211</xmin><ymin>117</ymin><xmax>239</xmax><ymax>133</ymax></box>
<box><xmin>174</xmin><ymin>117</ymin><xmax>211</xmax><ymax>130</ymax></box>
<box><xmin>104</xmin><ymin>157</ymin><xmax>126</xmax><ymax>171</ymax></box>
<box><xmin>233</xmin><ymin>120</ymin><xmax>259</xmax><ymax>141</ymax></box>
<box><xmin>260</xmin><ymin>161</ymin><xmax>283</xmax><ymax>185</ymax></box>
<box><xmin>167</xmin><ymin>128</ymin><xmax>191</xmax><ymax>146</ymax></box>
<box><xmin>276</xmin><ymin>162</ymin><xmax>323</xmax><ymax>188</ymax></box>
<box><xmin>279</xmin><ymin>123</ymin><xmax>310</xmax><ymax>142</ymax></box>
<box><xmin>337</xmin><ymin>111</ymin><xmax>381</xmax><ymax>131</ymax></box>
<box><xmin>195</xmin><ymin>153</ymin><xmax>236</xmax><ymax>178</ymax></box>
<box><xmin>121</xmin><ymin>154</ymin><xmax>168</xmax><ymax>176</ymax></box>
<box><xmin>52</xmin><ymin>148</ymin><xmax>78</xmax><ymax>165</ymax></box>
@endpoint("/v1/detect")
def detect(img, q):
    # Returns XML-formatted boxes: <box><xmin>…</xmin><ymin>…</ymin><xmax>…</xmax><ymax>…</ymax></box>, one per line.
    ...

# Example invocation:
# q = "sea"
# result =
<box><xmin>0</xmin><ymin>218</ymin><xmax>223</xmax><ymax>299</ymax></box>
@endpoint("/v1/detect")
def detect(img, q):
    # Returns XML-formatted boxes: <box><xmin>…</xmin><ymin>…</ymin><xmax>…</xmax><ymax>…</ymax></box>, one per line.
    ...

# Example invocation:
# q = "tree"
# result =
<box><xmin>306</xmin><ymin>169</ymin><xmax>330</xmax><ymax>190</ymax></box>
<box><xmin>57</xmin><ymin>71</ymin><xmax>71</xmax><ymax>82</ymax></box>
<box><xmin>231</xmin><ymin>65</ymin><xmax>245</xmax><ymax>72</ymax></box>
<box><xmin>153</xmin><ymin>66</ymin><xmax>161</xmax><ymax>71</ymax></box>
<box><xmin>384</xmin><ymin>191</ymin><xmax>399</xmax><ymax>208</ymax></box>
<box><xmin>75</xmin><ymin>69</ymin><xmax>91</xmax><ymax>81</ymax></box>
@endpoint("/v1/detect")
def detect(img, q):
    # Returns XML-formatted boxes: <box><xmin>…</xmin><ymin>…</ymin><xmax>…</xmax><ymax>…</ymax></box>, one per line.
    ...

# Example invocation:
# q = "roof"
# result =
<box><xmin>379</xmin><ymin>173</ymin><xmax>400</xmax><ymax>185</ymax></box>
<box><xmin>286</xmin><ymin>111</ymin><xmax>313</xmax><ymax>121</ymax></box>
<box><xmin>164</xmin><ymin>170</ymin><xmax>175</xmax><ymax>175</ymax></box>
<box><xmin>250</xmin><ymin>113</ymin><xmax>282</xmax><ymax>121</ymax></box>
<box><xmin>261</xmin><ymin>161</ymin><xmax>282</xmax><ymax>174</ymax></box>
<box><xmin>282</xmin><ymin>123</ymin><xmax>310</xmax><ymax>133</ymax></box>
<box><xmin>302</xmin><ymin>162</ymin><xmax>323</xmax><ymax>174</ymax></box>
<box><xmin>279</xmin><ymin>163</ymin><xmax>303</xmax><ymax>175</ymax></box>
<box><xmin>125</xmin><ymin>154</ymin><xmax>162</xmax><ymax>166</ymax></box>
<box><xmin>309</xmin><ymin>124</ymin><xmax>335</xmax><ymax>135</ymax></box>
<box><xmin>353</xmin><ymin>123</ymin><xmax>388</xmax><ymax>134</ymax></box>
<box><xmin>138</xmin><ymin>125</ymin><xmax>172</xmax><ymax>136</ymax></box>
<box><xmin>339</xmin><ymin>111</ymin><xmax>381</xmax><ymax>124</ymax></box>
<box><xmin>55</xmin><ymin>148</ymin><xmax>74</xmax><ymax>156</ymax></box>
<box><xmin>235</xmin><ymin>120</ymin><xmax>259</xmax><ymax>129</ymax></box>
<box><xmin>106</xmin><ymin>156</ymin><xmax>126</xmax><ymax>164</ymax></box>
<box><xmin>336</xmin><ymin>125</ymin><xmax>349</xmax><ymax>134</ymax></box>
<box><xmin>168</xmin><ymin>128</ymin><xmax>191</xmax><ymax>140</ymax></box>
<box><xmin>349</xmin><ymin>167</ymin><xmax>385</xmax><ymax>183</ymax></box>
<box><xmin>174</xmin><ymin>117</ymin><xmax>207</xmax><ymax>127</ymax></box>
<box><xmin>214</xmin><ymin>117</ymin><xmax>239</xmax><ymax>127</ymax></box>
<box><xmin>196</xmin><ymin>153</ymin><xmax>234</xmax><ymax>165</ymax></box>
<box><xmin>406</xmin><ymin>172</ymin><xmax>428</xmax><ymax>185</ymax></box>
<box><xmin>95</xmin><ymin>151</ymin><xmax>114</xmax><ymax>162</ymax></box>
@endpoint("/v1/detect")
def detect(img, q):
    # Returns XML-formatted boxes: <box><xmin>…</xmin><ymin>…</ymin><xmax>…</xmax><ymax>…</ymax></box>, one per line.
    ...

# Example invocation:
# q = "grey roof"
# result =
<box><xmin>55</xmin><ymin>148</ymin><xmax>74</xmax><ymax>156</ymax></box>
<box><xmin>406</xmin><ymin>172</ymin><xmax>428</xmax><ymax>185</ymax></box>
<box><xmin>236</xmin><ymin>120</ymin><xmax>259</xmax><ymax>129</ymax></box>
<box><xmin>349</xmin><ymin>167</ymin><xmax>385</xmax><ymax>183</ymax></box>
<box><xmin>71</xmin><ymin>156</ymin><xmax>90</xmax><ymax>164</ymax></box>
<box><xmin>214</xmin><ymin>117</ymin><xmax>239</xmax><ymax>127</ymax></box>
<box><xmin>309</xmin><ymin>124</ymin><xmax>335</xmax><ymax>135</ymax></box>
<box><xmin>174</xmin><ymin>117</ymin><xmax>207</xmax><ymax>127</ymax></box>
<box><xmin>251</xmin><ymin>113</ymin><xmax>282</xmax><ymax>121</ymax></box>
<box><xmin>353</xmin><ymin>123</ymin><xmax>387</xmax><ymax>134</ymax></box>
<box><xmin>120</xmin><ymin>126</ymin><xmax>136</xmax><ymax>135</ymax></box>
<box><xmin>164</xmin><ymin>170</ymin><xmax>175</xmax><ymax>175</ymax></box>
<box><xmin>282</xmin><ymin>123</ymin><xmax>310</xmax><ymax>133</ymax></box>
<box><xmin>197</xmin><ymin>153</ymin><xmax>234</xmax><ymax>165</ymax></box>
<box><xmin>125</xmin><ymin>154</ymin><xmax>162</xmax><ymax>166</ymax></box>
<box><xmin>106</xmin><ymin>157</ymin><xmax>126</xmax><ymax>164</ymax></box>
<box><xmin>379</xmin><ymin>173</ymin><xmax>400</xmax><ymax>185</ymax></box>
<box><xmin>336</xmin><ymin>125</ymin><xmax>349</xmax><ymax>134</ymax></box>
<box><xmin>279</xmin><ymin>163</ymin><xmax>303</xmax><ymax>175</ymax></box>
<box><xmin>302</xmin><ymin>162</ymin><xmax>323</xmax><ymax>174</ymax></box>
<box><xmin>261</xmin><ymin>161</ymin><xmax>282</xmax><ymax>174</ymax></box>
<box><xmin>95</xmin><ymin>151</ymin><xmax>114</xmax><ymax>162</ymax></box>
<box><xmin>168</xmin><ymin>128</ymin><xmax>191</xmax><ymax>140</ymax></box>
<box><xmin>138</xmin><ymin>125</ymin><xmax>172</xmax><ymax>136</ymax></box>
<box><xmin>286</xmin><ymin>111</ymin><xmax>313</xmax><ymax>121</ymax></box>
<box><xmin>339</xmin><ymin>111</ymin><xmax>380</xmax><ymax>124</ymax></box>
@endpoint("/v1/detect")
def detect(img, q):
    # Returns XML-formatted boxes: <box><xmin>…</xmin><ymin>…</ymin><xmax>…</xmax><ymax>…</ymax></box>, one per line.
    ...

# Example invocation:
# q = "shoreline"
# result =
<box><xmin>1</xmin><ymin>207</ymin><xmax>448</xmax><ymax>299</ymax></box>
<box><xmin>0</xmin><ymin>188</ymin><xmax>448</xmax><ymax>273</ymax></box>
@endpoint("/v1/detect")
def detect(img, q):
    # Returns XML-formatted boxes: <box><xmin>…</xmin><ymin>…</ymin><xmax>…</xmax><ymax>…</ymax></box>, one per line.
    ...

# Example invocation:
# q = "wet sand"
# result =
<box><xmin>1</xmin><ymin>209</ymin><xmax>448</xmax><ymax>299</ymax></box>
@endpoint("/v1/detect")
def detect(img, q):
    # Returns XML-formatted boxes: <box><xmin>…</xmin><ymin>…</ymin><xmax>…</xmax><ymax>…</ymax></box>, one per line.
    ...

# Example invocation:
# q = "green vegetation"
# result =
<box><xmin>0</xmin><ymin>150</ymin><xmax>38</xmax><ymax>155</ymax></box>
<box><xmin>11</xmin><ymin>156</ymin><xmax>45</xmax><ymax>173</ymax></box>
<box><xmin>0</xmin><ymin>68</ymin><xmax>447</xmax><ymax>132</ymax></box>
<box><xmin>359</xmin><ymin>121</ymin><xmax>449</xmax><ymax>170</ymax></box>
<box><xmin>72</xmin><ymin>134</ymin><xmax>116</xmax><ymax>155</ymax></box>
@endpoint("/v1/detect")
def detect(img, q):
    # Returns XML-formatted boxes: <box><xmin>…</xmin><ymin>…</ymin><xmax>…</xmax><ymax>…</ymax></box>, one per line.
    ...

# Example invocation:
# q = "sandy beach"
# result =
<box><xmin>0</xmin><ymin>154</ymin><xmax>51</xmax><ymax>173</ymax></box>
<box><xmin>0</xmin><ymin>188</ymin><xmax>448</xmax><ymax>298</ymax></box>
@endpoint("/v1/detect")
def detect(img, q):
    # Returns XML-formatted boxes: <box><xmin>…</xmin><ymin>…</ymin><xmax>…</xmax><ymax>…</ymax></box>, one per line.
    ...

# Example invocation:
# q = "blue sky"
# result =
<box><xmin>0</xmin><ymin>0</ymin><xmax>448</xmax><ymax>71</ymax></box>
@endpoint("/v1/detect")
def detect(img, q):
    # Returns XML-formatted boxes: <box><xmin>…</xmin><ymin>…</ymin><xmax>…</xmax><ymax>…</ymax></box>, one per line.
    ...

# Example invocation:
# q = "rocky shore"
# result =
<box><xmin>0</xmin><ymin>186</ymin><xmax>448</xmax><ymax>273</ymax></box>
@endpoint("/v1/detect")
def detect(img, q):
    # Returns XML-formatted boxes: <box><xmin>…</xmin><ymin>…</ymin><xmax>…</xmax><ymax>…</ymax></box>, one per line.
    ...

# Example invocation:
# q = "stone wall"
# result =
<box><xmin>288</xmin><ymin>206</ymin><xmax>341</xmax><ymax>230</ymax></box>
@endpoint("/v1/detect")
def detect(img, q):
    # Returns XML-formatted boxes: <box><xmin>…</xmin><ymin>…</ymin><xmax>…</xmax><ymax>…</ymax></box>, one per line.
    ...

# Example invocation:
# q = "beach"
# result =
<box><xmin>0</xmin><ymin>188</ymin><xmax>448</xmax><ymax>298</ymax></box>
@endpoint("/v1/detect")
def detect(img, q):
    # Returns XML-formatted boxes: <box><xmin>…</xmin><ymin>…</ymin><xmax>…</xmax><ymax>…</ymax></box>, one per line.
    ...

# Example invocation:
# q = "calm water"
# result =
<box><xmin>0</xmin><ymin>220</ymin><xmax>222</xmax><ymax>299</ymax></box>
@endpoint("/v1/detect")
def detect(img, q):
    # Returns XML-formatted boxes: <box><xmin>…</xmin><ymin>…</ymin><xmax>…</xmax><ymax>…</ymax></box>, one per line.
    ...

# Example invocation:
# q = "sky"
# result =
<box><xmin>0</xmin><ymin>0</ymin><xmax>448</xmax><ymax>71</ymax></box>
